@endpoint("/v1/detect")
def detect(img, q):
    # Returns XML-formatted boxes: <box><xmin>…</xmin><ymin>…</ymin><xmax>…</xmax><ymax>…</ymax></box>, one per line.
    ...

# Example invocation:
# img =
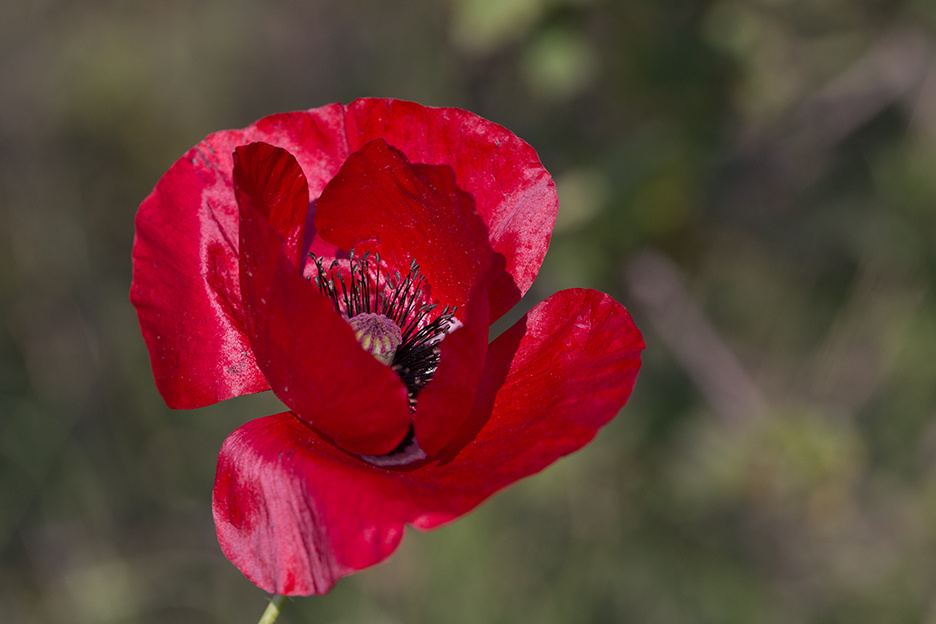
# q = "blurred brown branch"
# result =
<box><xmin>625</xmin><ymin>248</ymin><xmax>767</xmax><ymax>426</ymax></box>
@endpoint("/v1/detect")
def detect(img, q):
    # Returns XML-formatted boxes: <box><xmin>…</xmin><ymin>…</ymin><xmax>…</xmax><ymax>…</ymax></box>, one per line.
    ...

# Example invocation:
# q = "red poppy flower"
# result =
<box><xmin>131</xmin><ymin>98</ymin><xmax>643</xmax><ymax>596</ymax></box>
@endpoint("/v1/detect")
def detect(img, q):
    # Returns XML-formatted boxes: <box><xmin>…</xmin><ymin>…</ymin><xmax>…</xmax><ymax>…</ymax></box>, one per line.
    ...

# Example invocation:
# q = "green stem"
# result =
<box><xmin>258</xmin><ymin>595</ymin><xmax>286</xmax><ymax>624</ymax></box>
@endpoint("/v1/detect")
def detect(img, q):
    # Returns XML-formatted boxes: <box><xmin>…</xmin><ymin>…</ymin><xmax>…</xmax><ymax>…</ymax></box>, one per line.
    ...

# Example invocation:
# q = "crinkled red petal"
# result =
<box><xmin>234</xmin><ymin>143</ymin><xmax>411</xmax><ymax>456</ymax></box>
<box><xmin>314</xmin><ymin>138</ymin><xmax>492</xmax><ymax>312</ymax></box>
<box><xmin>130</xmin><ymin>134</ymin><xmax>269</xmax><ymax>408</ymax></box>
<box><xmin>129</xmin><ymin>105</ymin><xmax>351</xmax><ymax>408</ymax></box>
<box><xmin>419</xmin><ymin>288</ymin><xmax>645</xmax><ymax>516</ymax></box>
<box><xmin>212</xmin><ymin>289</ymin><xmax>642</xmax><ymax>595</ymax></box>
<box><xmin>213</xmin><ymin>413</ymin><xmax>358</xmax><ymax>596</ymax></box>
<box><xmin>343</xmin><ymin>98</ymin><xmax>558</xmax><ymax>321</ymax></box>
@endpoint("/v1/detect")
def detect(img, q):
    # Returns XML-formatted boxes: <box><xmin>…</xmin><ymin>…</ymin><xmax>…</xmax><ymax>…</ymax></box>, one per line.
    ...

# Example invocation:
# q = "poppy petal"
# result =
<box><xmin>344</xmin><ymin>98</ymin><xmax>558</xmax><ymax>321</ymax></box>
<box><xmin>234</xmin><ymin>143</ymin><xmax>412</xmax><ymax>456</ymax></box>
<box><xmin>212</xmin><ymin>412</ymin><xmax>421</xmax><ymax>596</ymax></box>
<box><xmin>411</xmin><ymin>288</ymin><xmax>645</xmax><ymax>528</ymax></box>
<box><xmin>315</xmin><ymin>138</ymin><xmax>492</xmax><ymax>313</ymax></box>
<box><xmin>129</xmin><ymin>106</ymin><xmax>351</xmax><ymax>408</ymax></box>
<box><xmin>130</xmin><ymin>133</ymin><xmax>268</xmax><ymax>408</ymax></box>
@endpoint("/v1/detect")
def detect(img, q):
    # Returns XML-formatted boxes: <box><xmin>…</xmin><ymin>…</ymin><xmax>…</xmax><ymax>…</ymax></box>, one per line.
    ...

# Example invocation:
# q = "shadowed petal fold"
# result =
<box><xmin>232</xmin><ymin>141</ymin><xmax>310</xmax><ymax>268</ymax></box>
<box><xmin>412</xmin><ymin>283</ymin><xmax>491</xmax><ymax>456</ymax></box>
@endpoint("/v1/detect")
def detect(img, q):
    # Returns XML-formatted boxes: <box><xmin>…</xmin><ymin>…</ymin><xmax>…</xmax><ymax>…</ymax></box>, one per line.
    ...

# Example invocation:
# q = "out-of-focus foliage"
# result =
<box><xmin>2</xmin><ymin>0</ymin><xmax>936</xmax><ymax>622</ymax></box>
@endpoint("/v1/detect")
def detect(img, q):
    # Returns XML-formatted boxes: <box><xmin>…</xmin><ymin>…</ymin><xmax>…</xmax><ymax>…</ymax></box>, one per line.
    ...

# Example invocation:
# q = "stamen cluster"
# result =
<box><xmin>309</xmin><ymin>251</ymin><xmax>456</xmax><ymax>407</ymax></box>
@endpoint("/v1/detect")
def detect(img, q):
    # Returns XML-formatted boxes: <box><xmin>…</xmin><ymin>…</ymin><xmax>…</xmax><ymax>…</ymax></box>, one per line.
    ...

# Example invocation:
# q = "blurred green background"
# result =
<box><xmin>3</xmin><ymin>0</ymin><xmax>936</xmax><ymax>622</ymax></box>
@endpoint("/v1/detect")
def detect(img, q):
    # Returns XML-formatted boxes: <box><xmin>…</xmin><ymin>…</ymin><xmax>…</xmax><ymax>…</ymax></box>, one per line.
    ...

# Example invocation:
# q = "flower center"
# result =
<box><xmin>347</xmin><ymin>313</ymin><xmax>401</xmax><ymax>366</ymax></box>
<box><xmin>309</xmin><ymin>250</ymin><xmax>456</xmax><ymax>408</ymax></box>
